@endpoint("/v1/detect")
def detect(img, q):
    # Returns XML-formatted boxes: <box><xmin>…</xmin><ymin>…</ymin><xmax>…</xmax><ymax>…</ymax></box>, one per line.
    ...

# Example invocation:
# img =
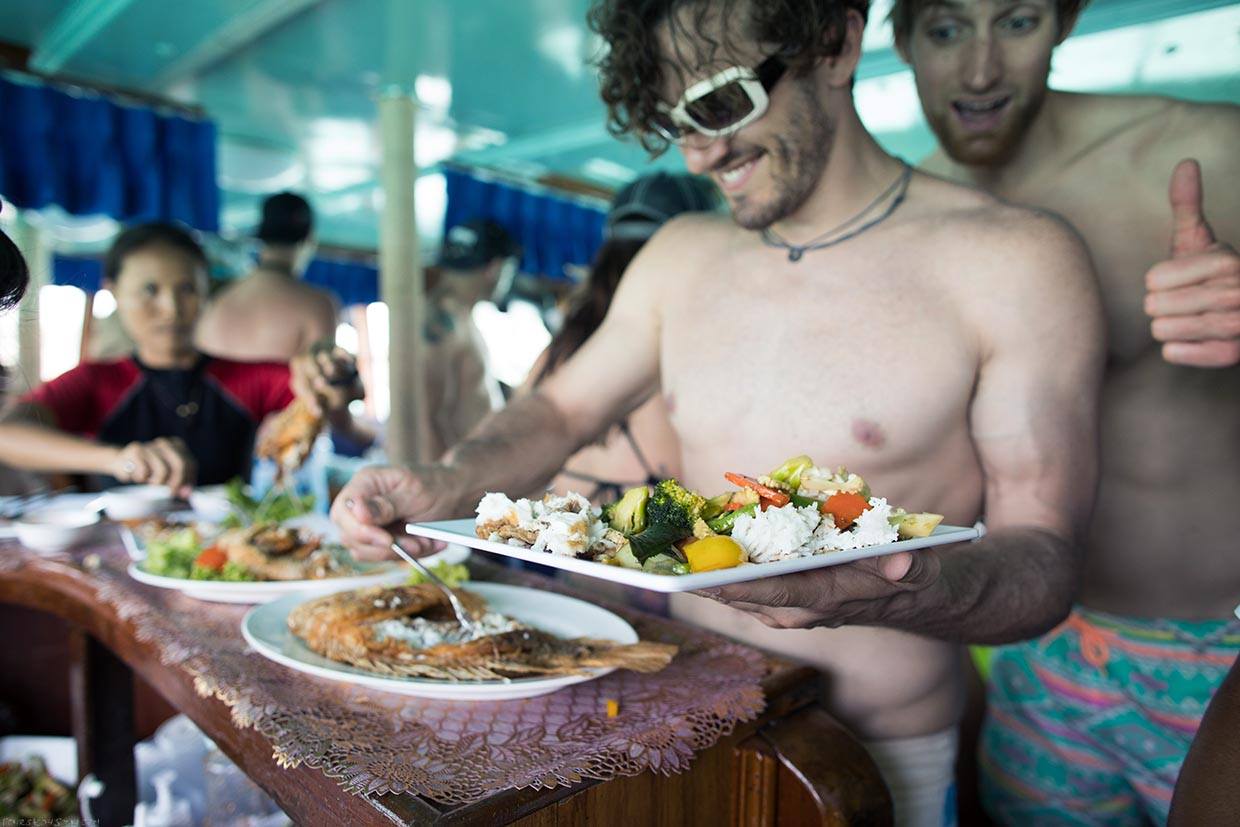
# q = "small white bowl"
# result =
<box><xmin>15</xmin><ymin>507</ymin><xmax>102</xmax><ymax>554</ymax></box>
<box><xmin>98</xmin><ymin>485</ymin><xmax>176</xmax><ymax>521</ymax></box>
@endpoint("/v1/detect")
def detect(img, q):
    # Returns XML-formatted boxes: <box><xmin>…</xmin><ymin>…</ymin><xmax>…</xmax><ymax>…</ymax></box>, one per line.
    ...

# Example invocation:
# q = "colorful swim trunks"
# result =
<box><xmin>979</xmin><ymin>606</ymin><xmax>1240</xmax><ymax>826</ymax></box>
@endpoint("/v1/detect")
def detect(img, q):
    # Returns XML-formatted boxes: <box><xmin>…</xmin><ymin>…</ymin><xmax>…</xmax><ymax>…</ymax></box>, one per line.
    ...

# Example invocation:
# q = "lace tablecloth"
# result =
<box><xmin>0</xmin><ymin>542</ymin><xmax>768</xmax><ymax>806</ymax></box>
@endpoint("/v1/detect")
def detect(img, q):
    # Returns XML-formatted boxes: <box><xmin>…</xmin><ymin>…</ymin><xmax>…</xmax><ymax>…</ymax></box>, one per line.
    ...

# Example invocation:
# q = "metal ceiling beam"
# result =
<box><xmin>28</xmin><ymin>0</ymin><xmax>138</xmax><ymax>74</ymax></box>
<box><xmin>152</xmin><ymin>0</ymin><xmax>324</xmax><ymax>89</ymax></box>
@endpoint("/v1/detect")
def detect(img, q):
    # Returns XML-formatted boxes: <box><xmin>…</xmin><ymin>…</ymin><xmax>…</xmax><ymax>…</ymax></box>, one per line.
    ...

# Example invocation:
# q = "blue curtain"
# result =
<box><xmin>0</xmin><ymin>75</ymin><xmax>219</xmax><ymax>232</ymax></box>
<box><xmin>443</xmin><ymin>167</ymin><xmax>606</xmax><ymax>282</ymax></box>
<box><xmin>303</xmin><ymin>257</ymin><xmax>378</xmax><ymax>306</ymax></box>
<box><xmin>53</xmin><ymin>253</ymin><xmax>379</xmax><ymax>307</ymax></box>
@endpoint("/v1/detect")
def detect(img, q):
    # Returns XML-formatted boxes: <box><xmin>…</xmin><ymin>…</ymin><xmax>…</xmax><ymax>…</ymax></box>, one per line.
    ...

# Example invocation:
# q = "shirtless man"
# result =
<box><xmin>422</xmin><ymin>219</ymin><xmax>517</xmax><ymax>458</ymax></box>
<box><xmin>332</xmin><ymin>2</ymin><xmax>1104</xmax><ymax>823</ymax></box>
<box><xmin>196</xmin><ymin>191</ymin><xmax>338</xmax><ymax>362</ymax></box>
<box><xmin>891</xmin><ymin>1</ymin><xmax>1240</xmax><ymax>821</ymax></box>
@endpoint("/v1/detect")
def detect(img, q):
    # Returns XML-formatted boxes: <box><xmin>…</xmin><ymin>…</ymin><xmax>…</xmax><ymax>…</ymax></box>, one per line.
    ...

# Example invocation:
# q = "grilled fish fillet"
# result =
<box><xmin>288</xmin><ymin>584</ymin><xmax>677</xmax><ymax>681</ymax></box>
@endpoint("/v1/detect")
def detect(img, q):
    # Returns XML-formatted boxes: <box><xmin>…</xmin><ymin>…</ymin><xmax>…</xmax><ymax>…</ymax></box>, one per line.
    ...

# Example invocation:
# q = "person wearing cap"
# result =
<box><xmin>196</xmin><ymin>192</ymin><xmax>338</xmax><ymax>363</ymax></box>
<box><xmin>530</xmin><ymin>172</ymin><xmax>720</xmax><ymax>503</ymax></box>
<box><xmin>422</xmin><ymin>218</ymin><xmax>520</xmax><ymax>459</ymax></box>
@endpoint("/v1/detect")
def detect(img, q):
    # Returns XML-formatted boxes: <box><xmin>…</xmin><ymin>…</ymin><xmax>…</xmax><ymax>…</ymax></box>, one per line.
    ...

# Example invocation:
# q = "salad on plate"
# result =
<box><xmin>475</xmin><ymin>455</ymin><xmax>944</xmax><ymax>576</ymax></box>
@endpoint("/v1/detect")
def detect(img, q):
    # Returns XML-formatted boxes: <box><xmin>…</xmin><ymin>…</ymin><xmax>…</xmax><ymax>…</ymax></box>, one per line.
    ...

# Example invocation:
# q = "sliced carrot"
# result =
<box><xmin>723</xmin><ymin>472</ymin><xmax>790</xmax><ymax>507</ymax></box>
<box><xmin>821</xmin><ymin>492</ymin><xmax>871</xmax><ymax>530</ymax></box>
<box><xmin>195</xmin><ymin>546</ymin><xmax>227</xmax><ymax>571</ymax></box>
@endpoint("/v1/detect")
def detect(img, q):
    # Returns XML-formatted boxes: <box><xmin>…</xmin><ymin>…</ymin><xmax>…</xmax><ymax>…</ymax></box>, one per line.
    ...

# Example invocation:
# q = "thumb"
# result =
<box><xmin>878</xmin><ymin>549</ymin><xmax>940</xmax><ymax>589</ymax></box>
<box><xmin>1169</xmin><ymin>159</ymin><xmax>1216</xmax><ymax>258</ymax></box>
<box><xmin>880</xmin><ymin>551</ymin><xmax>914</xmax><ymax>581</ymax></box>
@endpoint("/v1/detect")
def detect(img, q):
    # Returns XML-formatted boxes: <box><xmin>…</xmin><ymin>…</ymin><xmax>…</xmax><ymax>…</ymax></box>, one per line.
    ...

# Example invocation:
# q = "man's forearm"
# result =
<box><xmin>435</xmin><ymin>392</ymin><xmax>580</xmax><ymax>515</ymax></box>
<box><xmin>0</xmin><ymin>422</ymin><xmax>117</xmax><ymax>476</ymax></box>
<box><xmin>886</xmin><ymin>526</ymin><xmax>1080</xmax><ymax>644</ymax></box>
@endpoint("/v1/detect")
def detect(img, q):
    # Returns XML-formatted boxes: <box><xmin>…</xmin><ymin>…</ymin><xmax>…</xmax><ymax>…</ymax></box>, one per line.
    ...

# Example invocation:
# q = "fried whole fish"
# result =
<box><xmin>288</xmin><ymin>584</ymin><xmax>677</xmax><ymax>681</ymax></box>
<box><xmin>216</xmin><ymin>524</ymin><xmax>353</xmax><ymax>580</ymax></box>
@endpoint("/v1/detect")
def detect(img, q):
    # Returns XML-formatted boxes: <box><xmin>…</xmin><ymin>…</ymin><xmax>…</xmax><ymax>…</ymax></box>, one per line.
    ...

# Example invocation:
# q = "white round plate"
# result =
<box><xmin>127</xmin><ymin>544</ymin><xmax>470</xmax><ymax>604</ymax></box>
<box><xmin>242</xmin><ymin>582</ymin><xmax>637</xmax><ymax>701</ymax></box>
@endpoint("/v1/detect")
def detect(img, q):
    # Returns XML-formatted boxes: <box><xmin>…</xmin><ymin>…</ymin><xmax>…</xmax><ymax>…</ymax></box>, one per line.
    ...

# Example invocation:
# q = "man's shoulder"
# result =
<box><xmin>1141</xmin><ymin>97</ymin><xmax>1240</xmax><ymax>167</ymax></box>
<box><xmin>908</xmin><ymin>172</ymin><xmax>1080</xmax><ymax>251</ymax></box>
<box><xmin>1069</xmin><ymin>92</ymin><xmax>1238</xmax><ymax>168</ymax></box>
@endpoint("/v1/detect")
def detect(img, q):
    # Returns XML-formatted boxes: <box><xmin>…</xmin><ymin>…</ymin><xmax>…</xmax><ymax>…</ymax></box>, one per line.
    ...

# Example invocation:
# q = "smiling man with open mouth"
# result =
<box><xmin>895</xmin><ymin>1</ymin><xmax>1240</xmax><ymax>824</ymax></box>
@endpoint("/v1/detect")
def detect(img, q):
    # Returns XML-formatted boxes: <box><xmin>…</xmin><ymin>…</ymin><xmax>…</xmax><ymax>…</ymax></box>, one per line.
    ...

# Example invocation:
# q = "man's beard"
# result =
<box><xmin>730</xmin><ymin>81</ymin><xmax>835</xmax><ymax>230</ymax></box>
<box><xmin>935</xmin><ymin>86</ymin><xmax>1048</xmax><ymax>167</ymax></box>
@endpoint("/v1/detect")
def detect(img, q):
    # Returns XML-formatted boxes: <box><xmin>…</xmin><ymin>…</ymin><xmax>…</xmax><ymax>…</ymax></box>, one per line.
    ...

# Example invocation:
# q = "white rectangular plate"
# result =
<box><xmin>405</xmin><ymin>519</ymin><xmax>983</xmax><ymax>593</ymax></box>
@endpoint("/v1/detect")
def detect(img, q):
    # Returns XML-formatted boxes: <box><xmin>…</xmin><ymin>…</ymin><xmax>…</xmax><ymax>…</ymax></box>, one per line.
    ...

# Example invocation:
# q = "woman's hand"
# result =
<box><xmin>110</xmin><ymin>437</ymin><xmax>196</xmax><ymax>496</ymax></box>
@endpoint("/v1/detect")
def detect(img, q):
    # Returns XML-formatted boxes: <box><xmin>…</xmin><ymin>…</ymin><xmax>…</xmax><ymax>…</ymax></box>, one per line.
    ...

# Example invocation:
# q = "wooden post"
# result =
<box><xmin>10</xmin><ymin>213</ymin><xmax>47</xmax><ymax>392</ymax></box>
<box><xmin>377</xmin><ymin>89</ymin><xmax>430</xmax><ymax>465</ymax></box>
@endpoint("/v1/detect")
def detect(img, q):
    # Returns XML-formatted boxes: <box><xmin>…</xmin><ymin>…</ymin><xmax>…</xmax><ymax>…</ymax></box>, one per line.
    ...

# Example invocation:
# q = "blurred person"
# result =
<box><xmin>0</xmin><ymin>214</ymin><xmax>42</xmax><ymax>495</ymax></box>
<box><xmin>423</xmin><ymin>218</ymin><xmax>519</xmax><ymax>459</ymax></box>
<box><xmin>195</xmin><ymin>192</ymin><xmax>338</xmax><ymax>362</ymax></box>
<box><xmin>0</xmin><ymin>207</ymin><xmax>28</xmax><ymax>313</ymax></box>
<box><xmin>532</xmin><ymin>172</ymin><xmax>720</xmax><ymax>501</ymax></box>
<box><xmin>332</xmin><ymin>1</ymin><xmax>1107</xmax><ymax>823</ymax></box>
<box><xmin>893</xmin><ymin>1</ymin><xmax>1240</xmax><ymax>821</ymax></box>
<box><xmin>0</xmin><ymin>222</ymin><xmax>365</xmax><ymax>494</ymax></box>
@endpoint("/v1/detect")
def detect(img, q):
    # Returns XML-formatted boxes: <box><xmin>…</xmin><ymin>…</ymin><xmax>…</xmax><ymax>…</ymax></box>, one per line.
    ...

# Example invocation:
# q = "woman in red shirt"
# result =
<box><xmin>0</xmin><ymin>222</ymin><xmax>364</xmax><ymax>493</ymax></box>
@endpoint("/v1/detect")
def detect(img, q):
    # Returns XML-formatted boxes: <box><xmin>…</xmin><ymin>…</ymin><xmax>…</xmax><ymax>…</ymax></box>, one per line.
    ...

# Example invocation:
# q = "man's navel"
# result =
<box><xmin>852</xmin><ymin>418</ymin><xmax>886</xmax><ymax>450</ymax></box>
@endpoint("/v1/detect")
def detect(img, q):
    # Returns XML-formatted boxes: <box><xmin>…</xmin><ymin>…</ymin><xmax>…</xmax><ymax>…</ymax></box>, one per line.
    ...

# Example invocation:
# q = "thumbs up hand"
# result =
<box><xmin>1144</xmin><ymin>159</ymin><xmax>1240</xmax><ymax>368</ymax></box>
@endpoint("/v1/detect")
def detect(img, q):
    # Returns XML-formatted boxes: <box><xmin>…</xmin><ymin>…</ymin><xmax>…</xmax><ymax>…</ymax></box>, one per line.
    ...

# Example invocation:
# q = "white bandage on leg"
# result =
<box><xmin>863</xmin><ymin>728</ymin><xmax>959</xmax><ymax>827</ymax></box>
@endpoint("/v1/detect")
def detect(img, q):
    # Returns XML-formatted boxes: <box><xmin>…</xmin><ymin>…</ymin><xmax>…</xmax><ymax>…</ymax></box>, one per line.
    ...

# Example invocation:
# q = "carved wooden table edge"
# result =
<box><xmin>0</xmin><ymin>554</ymin><xmax>886</xmax><ymax>826</ymax></box>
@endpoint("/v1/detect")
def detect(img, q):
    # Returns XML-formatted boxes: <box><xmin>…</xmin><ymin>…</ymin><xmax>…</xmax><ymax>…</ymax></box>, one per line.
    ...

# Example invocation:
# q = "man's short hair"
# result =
<box><xmin>888</xmin><ymin>0</ymin><xmax>1091</xmax><ymax>44</ymax></box>
<box><xmin>589</xmin><ymin>0</ymin><xmax>870</xmax><ymax>154</ymax></box>
<box><xmin>256</xmin><ymin>191</ymin><xmax>314</xmax><ymax>245</ymax></box>
<box><xmin>104</xmin><ymin>222</ymin><xmax>209</xmax><ymax>284</ymax></box>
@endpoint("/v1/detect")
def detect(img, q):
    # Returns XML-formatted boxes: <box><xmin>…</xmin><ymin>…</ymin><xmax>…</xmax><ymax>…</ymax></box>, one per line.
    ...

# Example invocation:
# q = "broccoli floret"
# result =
<box><xmin>604</xmin><ymin>486</ymin><xmax>649</xmax><ymax>535</ymax></box>
<box><xmin>627</xmin><ymin>479</ymin><xmax>706</xmax><ymax>562</ymax></box>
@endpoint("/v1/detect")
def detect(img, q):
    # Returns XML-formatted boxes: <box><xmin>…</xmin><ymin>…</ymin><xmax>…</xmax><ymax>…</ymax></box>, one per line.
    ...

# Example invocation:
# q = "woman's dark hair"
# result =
<box><xmin>0</xmin><ymin>226</ymin><xmax>29</xmax><ymax>313</ymax></box>
<box><xmin>104</xmin><ymin>222</ymin><xmax>209</xmax><ymax>284</ymax></box>
<box><xmin>888</xmin><ymin>0</ymin><xmax>1090</xmax><ymax>43</ymax></box>
<box><xmin>588</xmin><ymin>0</ymin><xmax>870</xmax><ymax>154</ymax></box>
<box><xmin>532</xmin><ymin>237</ymin><xmax>646</xmax><ymax>386</ymax></box>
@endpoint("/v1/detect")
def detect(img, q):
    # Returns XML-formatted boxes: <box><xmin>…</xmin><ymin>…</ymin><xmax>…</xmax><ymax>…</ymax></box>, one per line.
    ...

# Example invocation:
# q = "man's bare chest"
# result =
<box><xmin>659</xmin><ymin>259</ymin><xmax>978</xmax><ymax>467</ymax></box>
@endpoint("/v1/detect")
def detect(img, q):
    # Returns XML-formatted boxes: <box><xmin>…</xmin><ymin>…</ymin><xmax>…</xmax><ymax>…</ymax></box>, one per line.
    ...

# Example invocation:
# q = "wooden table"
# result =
<box><xmin>0</xmin><ymin>550</ymin><xmax>892</xmax><ymax>826</ymax></box>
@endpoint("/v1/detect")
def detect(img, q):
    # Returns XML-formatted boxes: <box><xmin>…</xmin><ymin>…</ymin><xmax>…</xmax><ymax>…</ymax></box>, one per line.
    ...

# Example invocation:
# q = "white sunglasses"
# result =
<box><xmin>651</xmin><ymin>55</ymin><xmax>788</xmax><ymax>144</ymax></box>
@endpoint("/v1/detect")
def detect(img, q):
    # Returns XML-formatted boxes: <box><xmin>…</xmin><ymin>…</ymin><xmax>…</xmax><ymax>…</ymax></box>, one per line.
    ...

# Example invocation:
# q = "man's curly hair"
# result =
<box><xmin>588</xmin><ymin>0</ymin><xmax>870</xmax><ymax>154</ymax></box>
<box><xmin>888</xmin><ymin>0</ymin><xmax>1091</xmax><ymax>44</ymax></box>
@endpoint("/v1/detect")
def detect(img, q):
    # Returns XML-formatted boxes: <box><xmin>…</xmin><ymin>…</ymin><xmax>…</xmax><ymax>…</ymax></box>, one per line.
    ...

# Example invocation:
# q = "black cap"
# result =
<box><xmin>605</xmin><ymin>173</ymin><xmax>720</xmax><ymax>241</ymax></box>
<box><xmin>256</xmin><ymin>192</ymin><xmax>314</xmax><ymax>244</ymax></box>
<box><xmin>438</xmin><ymin>219</ymin><xmax>518</xmax><ymax>270</ymax></box>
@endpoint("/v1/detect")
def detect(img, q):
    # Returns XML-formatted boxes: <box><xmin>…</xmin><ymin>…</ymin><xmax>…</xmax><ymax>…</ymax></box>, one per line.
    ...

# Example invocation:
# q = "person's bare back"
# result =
<box><xmin>196</xmin><ymin>265</ymin><xmax>338</xmax><ymax>362</ymax></box>
<box><xmin>924</xmin><ymin>92</ymin><xmax>1240</xmax><ymax>619</ymax></box>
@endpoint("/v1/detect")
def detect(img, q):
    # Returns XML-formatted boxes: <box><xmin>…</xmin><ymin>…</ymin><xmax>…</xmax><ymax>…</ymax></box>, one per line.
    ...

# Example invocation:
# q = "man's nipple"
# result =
<box><xmin>851</xmin><ymin>418</ymin><xmax>886</xmax><ymax>450</ymax></box>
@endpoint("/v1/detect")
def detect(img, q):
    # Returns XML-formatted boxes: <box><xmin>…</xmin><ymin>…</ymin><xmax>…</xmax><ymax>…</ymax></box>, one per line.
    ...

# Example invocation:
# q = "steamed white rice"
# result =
<box><xmin>732</xmin><ymin>503</ymin><xmax>821</xmax><ymax>563</ymax></box>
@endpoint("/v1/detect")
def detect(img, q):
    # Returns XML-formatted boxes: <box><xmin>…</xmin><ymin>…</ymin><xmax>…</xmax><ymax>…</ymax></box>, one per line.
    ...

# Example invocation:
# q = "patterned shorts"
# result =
<box><xmin>979</xmin><ymin>607</ymin><xmax>1240</xmax><ymax>826</ymax></box>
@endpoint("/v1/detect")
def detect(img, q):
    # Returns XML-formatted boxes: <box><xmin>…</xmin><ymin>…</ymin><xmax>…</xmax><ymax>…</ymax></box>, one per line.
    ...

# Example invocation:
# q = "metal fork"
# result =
<box><xmin>389</xmin><ymin>542</ymin><xmax>478</xmax><ymax>636</ymax></box>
